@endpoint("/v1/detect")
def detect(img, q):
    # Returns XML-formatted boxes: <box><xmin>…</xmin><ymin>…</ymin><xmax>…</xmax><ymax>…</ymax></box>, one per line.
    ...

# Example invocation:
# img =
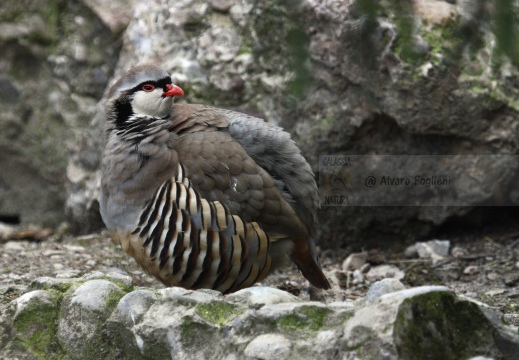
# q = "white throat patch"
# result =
<box><xmin>132</xmin><ymin>89</ymin><xmax>173</xmax><ymax>118</ymax></box>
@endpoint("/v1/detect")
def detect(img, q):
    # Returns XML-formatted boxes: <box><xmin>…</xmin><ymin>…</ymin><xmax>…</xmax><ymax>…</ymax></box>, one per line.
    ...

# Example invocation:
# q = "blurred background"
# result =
<box><xmin>1</xmin><ymin>0</ymin><xmax>519</xmax><ymax>250</ymax></box>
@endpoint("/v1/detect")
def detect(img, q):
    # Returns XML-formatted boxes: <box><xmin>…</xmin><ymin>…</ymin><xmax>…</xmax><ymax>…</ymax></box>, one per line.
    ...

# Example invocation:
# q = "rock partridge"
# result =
<box><xmin>100</xmin><ymin>64</ymin><xmax>330</xmax><ymax>293</ymax></box>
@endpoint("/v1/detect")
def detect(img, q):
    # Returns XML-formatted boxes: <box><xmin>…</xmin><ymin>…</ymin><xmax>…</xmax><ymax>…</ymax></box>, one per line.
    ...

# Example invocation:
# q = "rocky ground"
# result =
<box><xmin>1</xmin><ymin>221</ymin><xmax>518</xmax><ymax>328</ymax></box>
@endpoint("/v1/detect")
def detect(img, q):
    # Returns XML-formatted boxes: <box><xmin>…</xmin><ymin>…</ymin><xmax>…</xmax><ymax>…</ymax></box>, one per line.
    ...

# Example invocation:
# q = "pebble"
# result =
<box><xmin>365</xmin><ymin>265</ymin><xmax>405</xmax><ymax>282</ymax></box>
<box><xmin>227</xmin><ymin>286</ymin><xmax>301</xmax><ymax>305</ymax></box>
<box><xmin>0</xmin><ymin>223</ymin><xmax>16</xmax><ymax>238</ymax></box>
<box><xmin>4</xmin><ymin>241</ymin><xmax>27</xmax><ymax>251</ymax></box>
<box><xmin>209</xmin><ymin>0</ymin><xmax>234</xmax><ymax>13</ymax></box>
<box><xmin>463</xmin><ymin>266</ymin><xmax>479</xmax><ymax>275</ymax></box>
<box><xmin>53</xmin><ymin>263</ymin><xmax>64</xmax><ymax>270</ymax></box>
<box><xmin>503</xmin><ymin>313</ymin><xmax>519</xmax><ymax>326</ymax></box>
<box><xmin>451</xmin><ymin>246</ymin><xmax>466</xmax><ymax>258</ymax></box>
<box><xmin>434</xmin><ymin>265</ymin><xmax>461</xmax><ymax>281</ymax></box>
<box><xmin>8</xmin><ymin>273</ymin><xmax>22</xmax><ymax>280</ymax></box>
<box><xmin>85</xmin><ymin>260</ymin><xmax>96</xmax><ymax>267</ymax></box>
<box><xmin>484</xmin><ymin>289</ymin><xmax>506</xmax><ymax>297</ymax></box>
<box><xmin>360</xmin><ymin>263</ymin><xmax>371</xmax><ymax>274</ymax></box>
<box><xmin>43</xmin><ymin>250</ymin><xmax>66</xmax><ymax>256</ymax></box>
<box><xmin>341</xmin><ymin>252</ymin><xmax>368</xmax><ymax>272</ymax></box>
<box><xmin>415</xmin><ymin>240</ymin><xmax>450</xmax><ymax>262</ymax></box>
<box><xmin>487</xmin><ymin>272</ymin><xmax>499</xmax><ymax>281</ymax></box>
<box><xmin>504</xmin><ymin>273</ymin><xmax>519</xmax><ymax>287</ymax></box>
<box><xmin>63</xmin><ymin>245</ymin><xmax>85</xmax><ymax>252</ymax></box>
<box><xmin>351</xmin><ymin>269</ymin><xmax>364</xmax><ymax>284</ymax></box>
<box><xmin>55</xmin><ymin>270</ymin><xmax>81</xmax><ymax>279</ymax></box>
<box><xmin>404</xmin><ymin>244</ymin><xmax>418</xmax><ymax>258</ymax></box>
<box><xmin>365</xmin><ymin>278</ymin><xmax>406</xmax><ymax>301</ymax></box>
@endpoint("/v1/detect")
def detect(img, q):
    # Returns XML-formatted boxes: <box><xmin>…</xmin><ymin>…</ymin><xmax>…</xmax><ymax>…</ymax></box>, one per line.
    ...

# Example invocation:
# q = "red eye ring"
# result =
<box><xmin>142</xmin><ymin>84</ymin><xmax>155</xmax><ymax>92</ymax></box>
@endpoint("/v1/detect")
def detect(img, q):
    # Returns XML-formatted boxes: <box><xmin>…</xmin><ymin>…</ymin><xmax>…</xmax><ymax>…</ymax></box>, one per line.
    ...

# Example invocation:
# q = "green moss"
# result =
<box><xmin>239</xmin><ymin>42</ymin><xmax>252</xmax><ymax>55</ymax></box>
<box><xmin>278</xmin><ymin>305</ymin><xmax>330</xmax><ymax>333</ymax></box>
<box><xmin>104</xmin><ymin>289</ymin><xmax>125</xmax><ymax>315</ymax></box>
<box><xmin>31</xmin><ymin>280</ymin><xmax>77</xmax><ymax>294</ymax></box>
<box><xmin>107</xmin><ymin>280</ymin><xmax>133</xmax><ymax>294</ymax></box>
<box><xmin>394</xmin><ymin>291</ymin><xmax>501</xmax><ymax>359</ymax></box>
<box><xmin>343</xmin><ymin>311</ymin><xmax>354</xmax><ymax>323</ymax></box>
<box><xmin>195</xmin><ymin>302</ymin><xmax>243</xmax><ymax>326</ymax></box>
<box><xmin>12</xmin><ymin>295</ymin><xmax>66</xmax><ymax>359</ymax></box>
<box><xmin>393</xmin><ymin>22</ymin><xmax>424</xmax><ymax>63</ymax></box>
<box><xmin>180</xmin><ymin>315</ymin><xmax>216</xmax><ymax>348</ymax></box>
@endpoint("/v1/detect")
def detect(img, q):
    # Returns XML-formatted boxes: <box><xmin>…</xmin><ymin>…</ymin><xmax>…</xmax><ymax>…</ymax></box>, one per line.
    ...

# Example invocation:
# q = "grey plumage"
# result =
<box><xmin>100</xmin><ymin>64</ymin><xmax>330</xmax><ymax>293</ymax></box>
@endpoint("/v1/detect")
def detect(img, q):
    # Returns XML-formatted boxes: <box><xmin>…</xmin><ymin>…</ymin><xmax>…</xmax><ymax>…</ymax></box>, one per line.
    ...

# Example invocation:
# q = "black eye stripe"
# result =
<box><xmin>128</xmin><ymin>76</ymin><xmax>172</xmax><ymax>94</ymax></box>
<box><xmin>156</xmin><ymin>76</ymin><xmax>172</xmax><ymax>89</ymax></box>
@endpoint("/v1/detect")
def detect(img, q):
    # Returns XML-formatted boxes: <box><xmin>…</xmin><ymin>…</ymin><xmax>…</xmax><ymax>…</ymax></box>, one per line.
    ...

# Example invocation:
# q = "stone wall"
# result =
<box><xmin>2</xmin><ymin>0</ymin><xmax>519</xmax><ymax>246</ymax></box>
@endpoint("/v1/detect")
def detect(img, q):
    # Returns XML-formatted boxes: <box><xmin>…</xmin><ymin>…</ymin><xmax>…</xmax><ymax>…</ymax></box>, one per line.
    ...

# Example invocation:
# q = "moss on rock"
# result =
<box><xmin>278</xmin><ymin>305</ymin><xmax>331</xmax><ymax>333</ymax></box>
<box><xmin>11</xmin><ymin>291</ymin><xmax>66</xmax><ymax>359</ymax></box>
<box><xmin>394</xmin><ymin>291</ymin><xmax>503</xmax><ymax>360</ymax></box>
<box><xmin>195</xmin><ymin>301</ymin><xmax>243</xmax><ymax>326</ymax></box>
<box><xmin>180</xmin><ymin>314</ymin><xmax>220</xmax><ymax>353</ymax></box>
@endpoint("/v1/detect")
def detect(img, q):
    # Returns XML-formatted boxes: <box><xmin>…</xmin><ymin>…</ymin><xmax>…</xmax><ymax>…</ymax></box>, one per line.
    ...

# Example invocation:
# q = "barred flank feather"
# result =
<box><xmin>130</xmin><ymin>164</ymin><xmax>273</xmax><ymax>294</ymax></box>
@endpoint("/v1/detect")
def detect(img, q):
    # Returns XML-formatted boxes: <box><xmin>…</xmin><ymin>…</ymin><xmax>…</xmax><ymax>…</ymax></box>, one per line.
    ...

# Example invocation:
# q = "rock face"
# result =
<box><xmin>0</xmin><ymin>276</ymin><xmax>517</xmax><ymax>359</ymax></box>
<box><xmin>0</xmin><ymin>0</ymin><xmax>122</xmax><ymax>226</ymax></box>
<box><xmin>2</xmin><ymin>1</ymin><xmax>518</xmax><ymax>244</ymax></box>
<box><xmin>61</xmin><ymin>0</ymin><xmax>519</xmax><ymax>246</ymax></box>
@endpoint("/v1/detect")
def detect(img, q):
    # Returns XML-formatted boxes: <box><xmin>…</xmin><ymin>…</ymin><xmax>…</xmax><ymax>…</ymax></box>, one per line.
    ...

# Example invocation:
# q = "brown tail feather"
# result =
<box><xmin>291</xmin><ymin>239</ymin><xmax>331</xmax><ymax>290</ymax></box>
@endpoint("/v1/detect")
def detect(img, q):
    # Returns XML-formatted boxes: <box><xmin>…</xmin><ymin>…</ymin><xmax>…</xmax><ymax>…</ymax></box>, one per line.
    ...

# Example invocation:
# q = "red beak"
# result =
<box><xmin>162</xmin><ymin>84</ymin><xmax>184</xmax><ymax>97</ymax></box>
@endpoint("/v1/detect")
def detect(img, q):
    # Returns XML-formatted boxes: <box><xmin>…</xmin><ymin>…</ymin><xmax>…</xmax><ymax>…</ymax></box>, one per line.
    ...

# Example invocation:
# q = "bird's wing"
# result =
<box><xmin>170</xmin><ymin>104</ymin><xmax>308</xmax><ymax>239</ymax></box>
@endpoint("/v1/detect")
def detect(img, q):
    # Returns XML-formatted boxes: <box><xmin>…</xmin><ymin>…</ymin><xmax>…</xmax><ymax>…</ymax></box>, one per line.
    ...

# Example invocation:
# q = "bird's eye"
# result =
<box><xmin>142</xmin><ymin>84</ymin><xmax>155</xmax><ymax>92</ymax></box>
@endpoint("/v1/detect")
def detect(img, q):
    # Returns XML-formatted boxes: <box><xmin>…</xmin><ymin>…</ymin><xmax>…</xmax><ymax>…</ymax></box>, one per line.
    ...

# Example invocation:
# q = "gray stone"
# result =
<box><xmin>226</xmin><ymin>286</ymin><xmax>302</xmax><ymax>305</ymax></box>
<box><xmin>244</xmin><ymin>334</ymin><xmax>292</xmax><ymax>359</ymax></box>
<box><xmin>451</xmin><ymin>246</ymin><xmax>467</xmax><ymax>258</ymax></box>
<box><xmin>416</xmin><ymin>240</ymin><xmax>451</xmax><ymax>262</ymax></box>
<box><xmin>0</xmin><ymin>223</ymin><xmax>16</xmax><ymax>240</ymax></box>
<box><xmin>81</xmin><ymin>268</ymin><xmax>133</xmax><ymax>288</ymax></box>
<box><xmin>404</xmin><ymin>244</ymin><xmax>419</xmax><ymax>258</ymax></box>
<box><xmin>105</xmin><ymin>289</ymin><xmax>158</xmax><ymax>358</ymax></box>
<box><xmin>0</xmin><ymin>290</ymin><xmax>59</xmax><ymax>358</ymax></box>
<box><xmin>29</xmin><ymin>276</ymin><xmax>80</xmax><ymax>292</ymax></box>
<box><xmin>0</xmin><ymin>0</ymin><xmax>121</xmax><ymax>228</ymax></box>
<box><xmin>1</xmin><ymin>278</ymin><xmax>517</xmax><ymax>359</ymax></box>
<box><xmin>341</xmin><ymin>252</ymin><xmax>368</xmax><ymax>272</ymax></box>
<box><xmin>464</xmin><ymin>265</ymin><xmax>479</xmax><ymax>275</ymax></box>
<box><xmin>365</xmin><ymin>265</ymin><xmax>405</xmax><ymax>282</ymax></box>
<box><xmin>342</xmin><ymin>286</ymin><xmax>507</xmax><ymax>359</ymax></box>
<box><xmin>110</xmin><ymin>290</ymin><xmax>157</xmax><ymax>327</ymax></box>
<box><xmin>83</xmin><ymin>0</ymin><xmax>139</xmax><ymax>34</ymax></box>
<box><xmin>57</xmin><ymin>279</ymin><xmax>125</xmax><ymax>359</ymax></box>
<box><xmin>365</xmin><ymin>278</ymin><xmax>406</xmax><ymax>301</ymax></box>
<box><xmin>209</xmin><ymin>0</ymin><xmax>235</xmax><ymax>13</ymax></box>
<box><xmin>105</xmin><ymin>272</ymin><xmax>134</xmax><ymax>289</ymax></box>
<box><xmin>3</xmin><ymin>241</ymin><xmax>27</xmax><ymax>252</ymax></box>
<box><xmin>54</xmin><ymin>269</ymin><xmax>82</xmax><ymax>278</ymax></box>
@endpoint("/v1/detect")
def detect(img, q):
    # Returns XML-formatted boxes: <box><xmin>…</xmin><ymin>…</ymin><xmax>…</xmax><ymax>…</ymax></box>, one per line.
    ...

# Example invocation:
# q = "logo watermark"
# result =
<box><xmin>318</xmin><ymin>155</ymin><xmax>518</xmax><ymax>206</ymax></box>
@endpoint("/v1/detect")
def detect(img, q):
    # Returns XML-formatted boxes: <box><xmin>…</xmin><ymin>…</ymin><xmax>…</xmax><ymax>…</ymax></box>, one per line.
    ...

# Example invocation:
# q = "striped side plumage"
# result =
<box><xmin>124</xmin><ymin>164</ymin><xmax>273</xmax><ymax>294</ymax></box>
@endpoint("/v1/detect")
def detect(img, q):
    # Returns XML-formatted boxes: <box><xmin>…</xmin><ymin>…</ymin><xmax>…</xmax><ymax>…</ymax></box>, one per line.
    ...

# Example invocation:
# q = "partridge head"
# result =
<box><xmin>100</xmin><ymin>64</ymin><xmax>330</xmax><ymax>293</ymax></box>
